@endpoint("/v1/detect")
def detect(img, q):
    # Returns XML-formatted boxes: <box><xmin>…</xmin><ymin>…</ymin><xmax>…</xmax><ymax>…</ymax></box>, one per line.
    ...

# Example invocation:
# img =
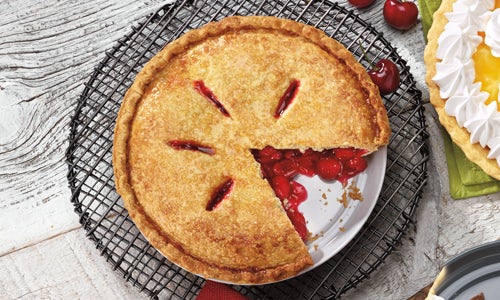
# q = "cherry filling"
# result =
<box><xmin>252</xmin><ymin>146</ymin><xmax>368</xmax><ymax>241</ymax></box>
<box><xmin>274</xmin><ymin>79</ymin><xmax>300</xmax><ymax>118</ymax></box>
<box><xmin>206</xmin><ymin>178</ymin><xmax>234</xmax><ymax>211</ymax></box>
<box><xmin>193</xmin><ymin>80</ymin><xmax>231</xmax><ymax>117</ymax></box>
<box><xmin>168</xmin><ymin>140</ymin><xmax>215</xmax><ymax>155</ymax></box>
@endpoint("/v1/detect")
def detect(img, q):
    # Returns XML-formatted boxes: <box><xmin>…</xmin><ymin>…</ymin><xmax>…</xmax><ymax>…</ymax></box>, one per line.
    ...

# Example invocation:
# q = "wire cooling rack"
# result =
<box><xmin>66</xmin><ymin>0</ymin><xmax>429</xmax><ymax>299</ymax></box>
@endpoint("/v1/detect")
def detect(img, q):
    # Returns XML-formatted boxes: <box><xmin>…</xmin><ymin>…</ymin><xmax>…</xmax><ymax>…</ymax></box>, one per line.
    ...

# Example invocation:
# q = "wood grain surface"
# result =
<box><xmin>0</xmin><ymin>0</ymin><xmax>167</xmax><ymax>255</ymax></box>
<box><xmin>1</xmin><ymin>0</ymin><xmax>499</xmax><ymax>299</ymax></box>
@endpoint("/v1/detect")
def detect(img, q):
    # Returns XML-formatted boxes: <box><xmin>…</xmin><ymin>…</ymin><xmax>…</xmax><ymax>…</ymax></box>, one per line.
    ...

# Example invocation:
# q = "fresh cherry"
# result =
<box><xmin>368</xmin><ymin>58</ymin><xmax>400</xmax><ymax>95</ymax></box>
<box><xmin>348</xmin><ymin>0</ymin><xmax>376</xmax><ymax>8</ymax></box>
<box><xmin>383</xmin><ymin>0</ymin><xmax>419</xmax><ymax>30</ymax></box>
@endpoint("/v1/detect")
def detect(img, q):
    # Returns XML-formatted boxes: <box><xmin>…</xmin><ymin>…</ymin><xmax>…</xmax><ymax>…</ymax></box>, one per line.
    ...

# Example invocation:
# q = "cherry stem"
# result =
<box><xmin>357</xmin><ymin>39</ymin><xmax>377</xmax><ymax>70</ymax></box>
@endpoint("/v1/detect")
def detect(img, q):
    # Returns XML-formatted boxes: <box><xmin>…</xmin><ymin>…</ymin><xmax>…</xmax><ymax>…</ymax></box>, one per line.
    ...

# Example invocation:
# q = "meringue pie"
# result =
<box><xmin>425</xmin><ymin>0</ymin><xmax>500</xmax><ymax>180</ymax></box>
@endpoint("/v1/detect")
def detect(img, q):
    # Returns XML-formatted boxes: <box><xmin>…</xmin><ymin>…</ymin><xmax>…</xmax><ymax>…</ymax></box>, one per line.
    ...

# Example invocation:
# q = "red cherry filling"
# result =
<box><xmin>289</xmin><ymin>181</ymin><xmax>308</xmax><ymax>206</ymax></box>
<box><xmin>270</xmin><ymin>175</ymin><xmax>292</xmax><ymax>200</ymax></box>
<box><xmin>316</xmin><ymin>157</ymin><xmax>342</xmax><ymax>180</ymax></box>
<box><xmin>272</xmin><ymin>159</ymin><xmax>299</xmax><ymax>178</ymax></box>
<box><xmin>255</xmin><ymin>145</ymin><xmax>283</xmax><ymax>163</ymax></box>
<box><xmin>252</xmin><ymin>146</ymin><xmax>368</xmax><ymax>241</ymax></box>
<box><xmin>286</xmin><ymin>209</ymin><xmax>308</xmax><ymax>242</ymax></box>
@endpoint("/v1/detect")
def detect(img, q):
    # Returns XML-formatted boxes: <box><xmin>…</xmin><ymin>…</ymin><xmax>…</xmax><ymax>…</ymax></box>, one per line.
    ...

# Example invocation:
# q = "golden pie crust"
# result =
<box><xmin>424</xmin><ymin>0</ymin><xmax>500</xmax><ymax>180</ymax></box>
<box><xmin>113</xmin><ymin>15</ymin><xmax>390</xmax><ymax>284</ymax></box>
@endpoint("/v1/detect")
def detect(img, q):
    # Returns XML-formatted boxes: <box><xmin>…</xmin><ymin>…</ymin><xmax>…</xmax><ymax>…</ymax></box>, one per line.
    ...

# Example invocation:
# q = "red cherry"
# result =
<box><xmin>337</xmin><ymin>174</ymin><xmax>350</xmax><ymax>188</ymax></box>
<box><xmin>286</xmin><ymin>209</ymin><xmax>308</xmax><ymax>241</ymax></box>
<box><xmin>270</xmin><ymin>176</ymin><xmax>292</xmax><ymax>200</ymax></box>
<box><xmin>301</xmin><ymin>148</ymin><xmax>316</xmax><ymax>156</ymax></box>
<box><xmin>293</xmin><ymin>149</ymin><xmax>320</xmax><ymax>177</ymax></box>
<box><xmin>295</xmin><ymin>154</ymin><xmax>318</xmax><ymax>177</ymax></box>
<box><xmin>257</xmin><ymin>145</ymin><xmax>282</xmax><ymax>163</ymax></box>
<box><xmin>319</xmin><ymin>148</ymin><xmax>335</xmax><ymax>158</ymax></box>
<box><xmin>334</xmin><ymin>147</ymin><xmax>357</xmax><ymax>160</ymax></box>
<box><xmin>283</xmin><ymin>149</ymin><xmax>301</xmax><ymax>160</ymax></box>
<box><xmin>290</xmin><ymin>181</ymin><xmax>308</xmax><ymax>204</ymax></box>
<box><xmin>348</xmin><ymin>0</ymin><xmax>376</xmax><ymax>8</ymax></box>
<box><xmin>383</xmin><ymin>0</ymin><xmax>419</xmax><ymax>30</ymax></box>
<box><xmin>259</xmin><ymin>163</ymin><xmax>273</xmax><ymax>179</ymax></box>
<box><xmin>346</xmin><ymin>156</ymin><xmax>368</xmax><ymax>174</ymax></box>
<box><xmin>272</xmin><ymin>159</ymin><xmax>299</xmax><ymax>178</ymax></box>
<box><xmin>316</xmin><ymin>157</ymin><xmax>342</xmax><ymax>181</ymax></box>
<box><xmin>368</xmin><ymin>58</ymin><xmax>400</xmax><ymax>95</ymax></box>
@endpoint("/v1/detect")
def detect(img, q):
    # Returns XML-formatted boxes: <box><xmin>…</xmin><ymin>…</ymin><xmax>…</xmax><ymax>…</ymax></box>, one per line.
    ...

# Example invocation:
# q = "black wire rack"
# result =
<box><xmin>66</xmin><ymin>0</ymin><xmax>429</xmax><ymax>299</ymax></box>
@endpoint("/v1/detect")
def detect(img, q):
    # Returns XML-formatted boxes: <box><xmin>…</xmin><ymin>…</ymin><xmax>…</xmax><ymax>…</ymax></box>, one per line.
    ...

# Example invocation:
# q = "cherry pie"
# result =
<box><xmin>113</xmin><ymin>15</ymin><xmax>390</xmax><ymax>284</ymax></box>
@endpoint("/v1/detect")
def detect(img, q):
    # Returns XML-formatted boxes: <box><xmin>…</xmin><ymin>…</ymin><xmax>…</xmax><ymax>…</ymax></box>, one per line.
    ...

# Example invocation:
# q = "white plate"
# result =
<box><xmin>298</xmin><ymin>146</ymin><xmax>387</xmax><ymax>276</ymax></box>
<box><xmin>429</xmin><ymin>240</ymin><xmax>500</xmax><ymax>300</ymax></box>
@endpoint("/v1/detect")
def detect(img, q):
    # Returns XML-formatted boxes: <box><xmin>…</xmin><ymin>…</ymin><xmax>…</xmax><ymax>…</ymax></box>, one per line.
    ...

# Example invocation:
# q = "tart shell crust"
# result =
<box><xmin>424</xmin><ymin>0</ymin><xmax>500</xmax><ymax>180</ymax></box>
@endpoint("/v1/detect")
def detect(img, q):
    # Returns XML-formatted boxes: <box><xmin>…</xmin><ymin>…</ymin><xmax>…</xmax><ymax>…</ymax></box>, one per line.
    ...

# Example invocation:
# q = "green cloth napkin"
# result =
<box><xmin>419</xmin><ymin>0</ymin><xmax>442</xmax><ymax>42</ymax></box>
<box><xmin>442</xmin><ymin>129</ymin><xmax>500</xmax><ymax>199</ymax></box>
<box><xmin>419</xmin><ymin>0</ymin><xmax>500</xmax><ymax>199</ymax></box>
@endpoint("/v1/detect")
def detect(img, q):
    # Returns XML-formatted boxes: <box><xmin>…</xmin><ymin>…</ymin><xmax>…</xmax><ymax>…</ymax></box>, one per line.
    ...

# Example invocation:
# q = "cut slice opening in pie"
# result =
<box><xmin>113</xmin><ymin>15</ymin><xmax>391</xmax><ymax>284</ymax></box>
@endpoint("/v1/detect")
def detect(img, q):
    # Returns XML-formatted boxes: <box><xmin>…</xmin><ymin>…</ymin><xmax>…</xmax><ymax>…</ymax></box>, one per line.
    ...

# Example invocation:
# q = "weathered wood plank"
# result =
<box><xmin>1</xmin><ymin>228</ymin><xmax>148</xmax><ymax>299</ymax></box>
<box><xmin>0</xmin><ymin>0</ymin><xmax>169</xmax><ymax>255</ymax></box>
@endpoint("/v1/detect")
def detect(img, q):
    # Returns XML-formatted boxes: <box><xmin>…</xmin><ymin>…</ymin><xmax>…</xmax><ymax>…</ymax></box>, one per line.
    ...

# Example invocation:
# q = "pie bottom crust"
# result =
<box><xmin>424</xmin><ymin>0</ymin><xmax>500</xmax><ymax>180</ymax></box>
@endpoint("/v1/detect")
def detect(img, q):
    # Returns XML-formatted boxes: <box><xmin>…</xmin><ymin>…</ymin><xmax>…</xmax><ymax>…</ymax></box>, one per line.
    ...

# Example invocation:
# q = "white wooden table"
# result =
<box><xmin>1</xmin><ymin>0</ymin><xmax>499</xmax><ymax>299</ymax></box>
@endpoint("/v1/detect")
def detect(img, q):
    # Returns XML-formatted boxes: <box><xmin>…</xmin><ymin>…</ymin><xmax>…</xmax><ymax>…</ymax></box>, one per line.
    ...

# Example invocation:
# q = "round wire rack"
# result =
<box><xmin>66</xmin><ymin>0</ymin><xmax>429</xmax><ymax>299</ymax></box>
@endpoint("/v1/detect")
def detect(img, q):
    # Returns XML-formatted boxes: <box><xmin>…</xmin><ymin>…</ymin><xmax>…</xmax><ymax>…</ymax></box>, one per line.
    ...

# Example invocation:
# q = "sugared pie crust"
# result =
<box><xmin>113</xmin><ymin>15</ymin><xmax>390</xmax><ymax>284</ymax></box>
<box><xmin>425</xmin><ymin>0</ymin><xmax>500</xmax><ymax>180</ymax></box>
